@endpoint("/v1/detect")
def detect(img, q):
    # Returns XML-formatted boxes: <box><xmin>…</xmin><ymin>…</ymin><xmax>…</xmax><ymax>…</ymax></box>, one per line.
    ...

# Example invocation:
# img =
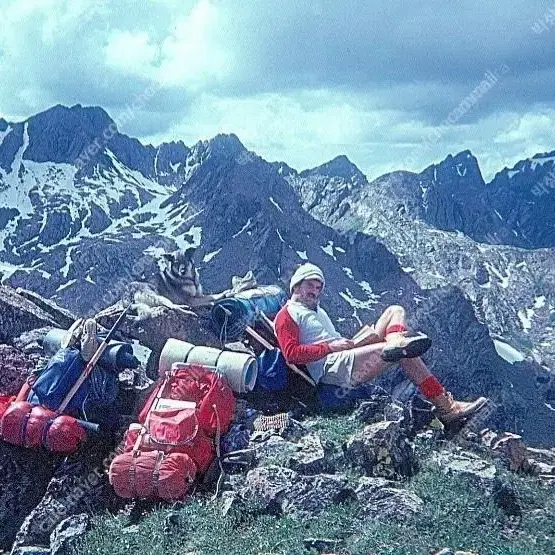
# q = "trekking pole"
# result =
<box><xmin>57</xmin><ymin>306</ymin><xmax>131</xmax><ymax>415</ymax></box>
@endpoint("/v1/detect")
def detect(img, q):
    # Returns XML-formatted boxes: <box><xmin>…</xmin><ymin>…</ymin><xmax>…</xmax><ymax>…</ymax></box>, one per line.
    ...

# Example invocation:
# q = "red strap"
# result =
<box><xmin>129</xmin><ymin>455</ymin><xmax>137</xmax><ymax>497</ymax></box>
<box><xmin>385</xmin><ymin>324</ymin><xmax>407</xmax><ymax>335</ymax></box>
<box><xmin>152</xmin><ymin>451</ymin><xmax>164</xmax><ymax>497</ymax></box>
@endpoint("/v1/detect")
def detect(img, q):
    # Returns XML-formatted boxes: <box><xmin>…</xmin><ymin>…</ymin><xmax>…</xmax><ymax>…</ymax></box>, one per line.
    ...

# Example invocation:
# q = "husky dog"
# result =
<box><xmin>155</xmin><ymin>248</ymin><xmax>222</xmax><ymax>307</ymax></box>
<box><xmin>119</xmin><ymin>248</ymin><xmax>226</xmax><ymax>318</ymax></box>
<box><xmin>95</xmin><ymin>248</ymin><xmax>228</xmax><ymax>323</ymax></box>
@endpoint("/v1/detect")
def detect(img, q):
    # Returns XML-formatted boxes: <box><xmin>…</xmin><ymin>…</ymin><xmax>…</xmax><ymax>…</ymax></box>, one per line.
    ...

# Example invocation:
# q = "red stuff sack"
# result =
<box><xmin>123</xmin><ymin>423</ymin><xmax>215</xmax><ymax>473</ymax></box>
<box><xmin>45</xmin><ymin>415</ymin><xmax>87</xmax><ymax>453</ymax></box>
<box><xmin>0</xmin><ymin>396</ymin><xmax>15</xmax><ymax>420</ymax></box>
<box><xmin>0</xmin><ymin>401</ymin><xmax>86</xmax><ymax>454</ymax></box>
<box><xmin>109</xmin><ymin>450</ymin><xmax>196</xmax><ymax>500</ymax></box>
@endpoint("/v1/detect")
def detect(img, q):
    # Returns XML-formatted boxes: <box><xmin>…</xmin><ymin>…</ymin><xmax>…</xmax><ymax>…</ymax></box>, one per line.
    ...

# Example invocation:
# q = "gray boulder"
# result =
<box><xmin>355</xmin><ymin>477</ymin><xmax>424</xmax><ymax>521</ymax></box>
<box><xmin>253</xmin><ymin>433</ymin><xmax>335</xmax><ymax>475</ymax></box>
<box><xmin>344</xmin><ymin>420</ymin><xmax>418</xmax><ymax>478</ymax></box>
<box><xmin>253</xmin><ymin>436</ymin><xmax>299</xmax><ymax>468</ymax></box>
<box><xmin>50</xmin><ymin>514</ymin><xmax>89</xmax><ymax>555</ymax></box>
<box><xmin>288</xmin><ymin>433</ymin><xmax>334</xmax><ymax>475</ymax></box>
<box><xmin>238</xmin><ymin>466</ymin><xmax>355</xmax><ymax>518</ymax></box>
<box><xmin>431</xmin><ymin>450</ymin><xmax>497</xmax><ymax>487</ymax></box>
<box><xmin>0</xmin><ymin>287</ymin><xmax>58</xmax><ymax>344</ymax></box>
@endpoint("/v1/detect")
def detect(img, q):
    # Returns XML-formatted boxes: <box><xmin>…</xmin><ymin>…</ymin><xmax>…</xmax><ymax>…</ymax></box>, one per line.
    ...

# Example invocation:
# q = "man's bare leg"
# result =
<box><xmin>373</xmin><ymin>304</ymin><xmax>407</xmax><ymax>340</ymax></box>
<box><xmin>351</xmin><ymin>305</ymin><xmax>406</xmax><ymax>347</ymax></box>
<box><xmin>347</xmin><ymin>343</ymin><xmax>487</xmax><ymax>424</ymax></box>
<box><xmin>350</xmin><ymin>342</ymin><xmax>395</xmax><ymax>385</ymax></box>
<box><xmin>399</xmin><ymin>356</ymin><xmax>433</xmax><ymax>385</ymax></box>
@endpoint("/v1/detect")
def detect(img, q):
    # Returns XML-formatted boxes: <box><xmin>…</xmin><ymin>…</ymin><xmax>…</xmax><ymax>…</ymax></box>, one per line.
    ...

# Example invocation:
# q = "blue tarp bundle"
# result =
<box><xmin>211</xmin><ymin>285</ymin><xmax>288</xmax><ymax>341</ymax></box>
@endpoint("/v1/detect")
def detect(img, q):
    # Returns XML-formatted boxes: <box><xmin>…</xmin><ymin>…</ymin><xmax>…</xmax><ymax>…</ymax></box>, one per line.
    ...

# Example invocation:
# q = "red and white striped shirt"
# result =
<box><xmin>274</xmin><ymin>300</ymin><xmax>341</xmax><ymax>382</ymax></box>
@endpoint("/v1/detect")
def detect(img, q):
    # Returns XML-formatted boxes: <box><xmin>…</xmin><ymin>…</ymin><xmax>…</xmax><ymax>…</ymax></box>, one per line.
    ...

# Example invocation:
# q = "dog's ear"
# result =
<box><xmin>184</xmin><ymin>247</ymin><xmax>196</xmax><ymax>260</ymax></box>
<box><xmin>161</xmin><ymin>252</ymin><xmax>176</xmax><ymax>263</ymax></box>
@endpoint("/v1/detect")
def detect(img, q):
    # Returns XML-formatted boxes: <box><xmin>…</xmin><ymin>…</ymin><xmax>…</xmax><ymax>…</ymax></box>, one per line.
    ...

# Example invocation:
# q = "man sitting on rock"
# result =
<box><xmin>274</xmin><ymin>263</ymin><xmax>487</xmax><ymax>424</ymax></box>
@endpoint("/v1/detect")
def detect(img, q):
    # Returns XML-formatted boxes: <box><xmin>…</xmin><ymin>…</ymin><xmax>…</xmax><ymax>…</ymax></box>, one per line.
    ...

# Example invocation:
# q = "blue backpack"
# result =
<box><xmin>254</xmin><ymin>349</ymin><xmax>289</xmax><ymax>392</ymax></box>
<box><xmin>28</xmin><ymin>347</ymin><xmax>120</xmax><ymax>425</ymax></box>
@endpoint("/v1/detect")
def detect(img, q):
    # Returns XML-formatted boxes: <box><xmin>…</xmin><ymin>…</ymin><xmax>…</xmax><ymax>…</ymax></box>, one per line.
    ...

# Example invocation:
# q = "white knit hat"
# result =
<box><xmin>290</xmin><ymin>263</ymin><xmax>325</xmax><ymax>293</ymax></box>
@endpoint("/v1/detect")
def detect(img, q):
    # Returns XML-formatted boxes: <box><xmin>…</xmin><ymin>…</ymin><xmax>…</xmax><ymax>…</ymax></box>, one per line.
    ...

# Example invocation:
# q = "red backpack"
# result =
<box><xmin>110</xmin><ymin>364</ymin><xmax>236</xmax><ymax>500</ymax></box>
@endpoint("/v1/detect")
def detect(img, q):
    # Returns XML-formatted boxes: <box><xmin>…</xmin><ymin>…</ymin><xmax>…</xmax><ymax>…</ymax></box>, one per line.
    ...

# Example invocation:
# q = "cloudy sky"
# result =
<box><xmin>1</xmin><ymin>0</ymin><xmax>555</xmax><ymax>181</ymax></box>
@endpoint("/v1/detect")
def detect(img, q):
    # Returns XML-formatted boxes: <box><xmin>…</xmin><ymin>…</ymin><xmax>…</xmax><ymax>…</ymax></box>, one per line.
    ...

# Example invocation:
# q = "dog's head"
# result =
<box><xmin>161</xmin><ymin>248</ymin><xmax>197</xmax><ymax>282</ymax></box>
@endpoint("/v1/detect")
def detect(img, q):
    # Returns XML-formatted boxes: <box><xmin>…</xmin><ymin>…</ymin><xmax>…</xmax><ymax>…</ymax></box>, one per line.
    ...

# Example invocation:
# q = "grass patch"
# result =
<box><xmin>74</xmin><ymin>462</ymin><xmax>555</xmax><ymax>555</ymax></box>
<box><xmin>307</xmin><ymin>413</ymin><xmax>361</xmax><ymax>447</ymax></box>
<box><xmin>73</xmin><ymin>500</ymin><xmax>358</xmax><ymax>555</ymax></box>
<box><xmin>73</xmin><ymin>415</ymin><xmax>555</xmax><ymax>555</ymax></box>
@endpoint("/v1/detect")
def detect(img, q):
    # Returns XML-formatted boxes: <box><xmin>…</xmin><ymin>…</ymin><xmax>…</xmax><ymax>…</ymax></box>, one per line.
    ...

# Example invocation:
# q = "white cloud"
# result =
<box><xmin>105</xmin><ymin>31</ymin><xmax>159</xmax><ymax>74</ymax></box>
<box><xmin>101</xmin><ymin>0</ymin><xmax>232</xmax><ymax>89</ymax></box>
<box><xmin>142</xmin><ymin>90</ymin><xmax>388</xmax><ymax>166</ymax></box>
<box><xmin>157</xmin><ymin>0</ymin><xmax>231</xmax><ymax>88</ymax></box>
<box><xmin>494</xmin><ymin>109</ymin><xmax>555</xmax><ymax>147</ymax></box>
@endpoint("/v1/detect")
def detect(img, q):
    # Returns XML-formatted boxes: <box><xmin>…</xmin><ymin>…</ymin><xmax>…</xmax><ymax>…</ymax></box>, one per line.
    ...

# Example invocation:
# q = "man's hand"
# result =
<box><xmin>327</xmin><ymin>338</ymin><xmax>355</xmax><ymax>352</ymax></box>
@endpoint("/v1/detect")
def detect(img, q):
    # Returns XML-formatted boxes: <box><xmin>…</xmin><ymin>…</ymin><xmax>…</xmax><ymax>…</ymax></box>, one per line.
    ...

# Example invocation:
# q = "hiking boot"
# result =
<box><xmin>80</xmin><ymin>319</ymin><xmax>99</xmax><ymax>362</ymax></box>
<box><xmin>381</xmin><ymin>331</ymin><xmax>432</xmax><ymax>362</ymax></box>
<box><xmin>432</xmin><ymin>391</ymin><xmax>488</xmax><ymax>425</ymax></box>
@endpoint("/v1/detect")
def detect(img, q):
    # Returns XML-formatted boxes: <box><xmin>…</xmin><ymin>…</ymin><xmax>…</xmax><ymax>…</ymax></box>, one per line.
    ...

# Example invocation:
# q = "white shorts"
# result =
<box><xmin>320</xmin><ymin>351</ymin><xmax>355</xmax><ymax>388</ymax></box>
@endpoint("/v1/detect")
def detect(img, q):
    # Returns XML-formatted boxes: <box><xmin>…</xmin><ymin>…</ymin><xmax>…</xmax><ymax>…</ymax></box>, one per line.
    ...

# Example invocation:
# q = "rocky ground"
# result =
<box><xmin>0</xmin><ymin>286</ymin><xmax>554</xmax><ymax>555</ymax></box>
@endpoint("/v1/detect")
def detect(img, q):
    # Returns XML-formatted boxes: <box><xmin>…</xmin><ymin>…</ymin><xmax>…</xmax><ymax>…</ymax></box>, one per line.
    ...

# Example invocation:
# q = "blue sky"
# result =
<box><xmin>1</xmin><ymin>0</ymin><xmax>555</xmax><ymax>181</ymax></box>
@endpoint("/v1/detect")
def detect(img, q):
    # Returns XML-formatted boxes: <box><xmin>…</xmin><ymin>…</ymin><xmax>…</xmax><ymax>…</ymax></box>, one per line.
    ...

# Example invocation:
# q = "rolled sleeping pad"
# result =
<box><xmin>77</xmin><ymin>419</ymin><xmax>100</xmax><ymax>433</ymax></box>
<box><xmin>211</xmin><ymin>285</ymin><xmax>287</xmax><ymax>340</ymax></box>
<box><xmin>187</xmin><ymin>346</ymin><xmax>221</xmax><ymax>367</ymax></box>
<box><xmin>159</xmin><ymin>338</ymin><xmax>195</xmax><ymax>375</ymax></box>
<box><xmin>159</xmin><ymin>338</ymin><xmax>258</xmax><ymax>393</ymax></box>
<box><xmin>42</xmin><ymin>328</ymin><xmax>139</xmax><ymax>371</ymax></box>
<box><xmin>214</xmin><ymin>351</ymin><xmax>257</xmax><ymax>394</ymax></box>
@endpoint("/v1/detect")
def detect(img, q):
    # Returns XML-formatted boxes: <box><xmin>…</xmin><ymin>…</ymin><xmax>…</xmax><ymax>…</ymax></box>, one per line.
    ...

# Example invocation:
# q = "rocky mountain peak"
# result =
<box><xmin>301</xmin><ymin>154</ymin><xmax>367</xmax><ymax>184</ymax></box>
<box><xmin>206</xmin><ymin>133</ymin><xmax>248</xmax><ymax>158</ymax></box>
<box><xmin>423</xmin><ymin>149</ymin><xmax>484</xmax><ymax>187</ymax></box>
<box><xmin>0</xmin><ymin>118</ymin><xmax>8</xmax><ymax>132</ymax></box>
<box><xmin>8</xmin><ymin>103</ymin><xmax>116</xmax><ymax>167</ymax></box>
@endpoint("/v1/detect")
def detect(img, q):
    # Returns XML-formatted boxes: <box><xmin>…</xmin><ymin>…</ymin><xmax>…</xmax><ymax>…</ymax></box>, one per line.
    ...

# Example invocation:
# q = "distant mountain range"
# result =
<box><xmin>0</xmin><ymin>104</ymin><xmax>554</xmax><ymax>446</ymax></box>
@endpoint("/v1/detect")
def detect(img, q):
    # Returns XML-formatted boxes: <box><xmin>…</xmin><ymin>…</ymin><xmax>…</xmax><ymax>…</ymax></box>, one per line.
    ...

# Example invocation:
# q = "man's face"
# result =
<box><xmin>293</xmin><ymin>278</ymin><xmax>323</xmax><ymax>309</ymax></box>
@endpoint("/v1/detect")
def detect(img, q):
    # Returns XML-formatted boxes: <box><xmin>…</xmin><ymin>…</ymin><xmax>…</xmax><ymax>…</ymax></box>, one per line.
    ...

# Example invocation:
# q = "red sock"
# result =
<box><xmin>419</xmin><ymin>376</ymin><xmax>445</xmax><ymax>399</ymax></box>
<box><xmin>385</xmin><ymin>324</ymin><xmax>407</xmax><ymax>336</ymax></box>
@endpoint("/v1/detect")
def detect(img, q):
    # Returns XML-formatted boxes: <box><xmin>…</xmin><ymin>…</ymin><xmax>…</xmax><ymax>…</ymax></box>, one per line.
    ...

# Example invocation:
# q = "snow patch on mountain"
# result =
<box><xmin>0</xmin><ymin>125</ymin><xmax>12</xmax><ymax>147</ymax></box>
<box><xmin>518</xmin><ymin>308</ymin><xmax>534</xmax><ymax>332</ymax></box>
<box><xmin>232</xmin><ymin>218</ymin><xmax>252</xmax><ymax>238</ymax></box>
<box><xmin>493</xmin><ymin>339</ymin><xmax>525</xmax><ymax>364</ymax></box>
<box><xmin>0</xmin><ymin>123</ymin><xmax>32</xmax><ymax>216</ymax></box>
<box><xmin>269</xmin><ymin>196</ymin><xmax>283</xmax><ymax>213</ymax></box>
<box><xmin>485</xmin><ymin>261</ymin><xmax>510</xmax><ymax>289</ymax></box>
<box><xmin>321</xmin><ymin>241</ymin><xmax>336</xmax><ymax>260</ymax></box>
<box><xmin>339</xmin><ymin>287</ymin><xmax>379</xmax><ymax>310</ymax></box>
<box><xmin>203</xmin><ymin>248</ymin><xmax>221</xmax><ymax>263</ymax></box>
<box><xmin>530</xmin><ymin>155</ymin><xmax>555</xmax><ymax>170</ymax></box>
